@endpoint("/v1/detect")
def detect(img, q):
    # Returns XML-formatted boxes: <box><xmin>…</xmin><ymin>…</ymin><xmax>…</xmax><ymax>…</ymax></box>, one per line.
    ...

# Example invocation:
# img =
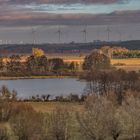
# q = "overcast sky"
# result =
<box><xmin>0</xmin><ymin>0</ymin><xmax>140</xmax><ymax>43</ymax></box>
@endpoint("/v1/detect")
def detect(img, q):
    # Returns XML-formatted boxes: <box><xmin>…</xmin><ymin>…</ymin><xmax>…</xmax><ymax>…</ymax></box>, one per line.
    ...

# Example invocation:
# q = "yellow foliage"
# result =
<box><xmin>32</xmin><ymin>48</ymin><xmax>45</xmax><ymax>57</ymax></box>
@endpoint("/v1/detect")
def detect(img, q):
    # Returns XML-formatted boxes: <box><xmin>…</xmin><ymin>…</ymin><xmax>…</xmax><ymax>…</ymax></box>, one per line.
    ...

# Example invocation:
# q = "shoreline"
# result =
<box><xmin>0</xmin><ymin>75</ymin><xmax>78</xmax><ymax>80</ymax></box>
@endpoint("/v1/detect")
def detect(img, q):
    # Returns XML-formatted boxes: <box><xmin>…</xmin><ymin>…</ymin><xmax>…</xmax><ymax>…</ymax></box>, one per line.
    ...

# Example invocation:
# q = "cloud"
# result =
<box><xmin>0</xmin><ymin>10</ymin><xmax>139</xmax><ymax>27</ymax></box>
<box><xmin>0</xmin><ymin>0</ymin><xmax>130</xmax><ymax>4</ymax></box>
<box><xmin>0</xmin><ymin>0</ymin><xmax>138</xmax><ymax>27</ymax></box>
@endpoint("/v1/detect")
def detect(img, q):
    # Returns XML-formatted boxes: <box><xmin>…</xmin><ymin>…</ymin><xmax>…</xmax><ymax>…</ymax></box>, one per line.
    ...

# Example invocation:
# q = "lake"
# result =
<box><xmin>0</xmin><ymin>78</ymin><xmax>86</xmax><ymax>99</ymax></box>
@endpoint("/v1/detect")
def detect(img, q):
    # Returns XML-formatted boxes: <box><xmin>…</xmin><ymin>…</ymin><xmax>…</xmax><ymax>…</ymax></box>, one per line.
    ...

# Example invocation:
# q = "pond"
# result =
<box><xmin>0</xmin><ymin>78</ymin><xmax>86</xmax><ymax>99</ymax></box>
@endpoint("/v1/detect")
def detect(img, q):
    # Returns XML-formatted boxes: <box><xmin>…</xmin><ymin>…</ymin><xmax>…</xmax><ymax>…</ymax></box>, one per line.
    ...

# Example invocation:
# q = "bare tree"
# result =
<box><xmin>77</xmin><ymin>95</ymin><xmax>108</xmax><ymax>140</ymax></box>
<box><xmin>46</xmin><ymin>106</ymin><xmax>71</xmax><ymax>140</ymax></box>
<box><xmin>9</xmin><ymin>103</ymin><xmax>45</xmax><ymax>140</ymax></box>
<box><xmin>77</xmin><ymin>95</ymin><xmax>122</xmax><ymax>140</ymax></box>
<box><xmin>119</xmin><ymin>96</ymin><xmax>140</xmax><ymax>140</ymax></box>
<box><xmin>0</xmin><ymin>126</ymin><xmax>9</xmax><ymax>140</ymax></box>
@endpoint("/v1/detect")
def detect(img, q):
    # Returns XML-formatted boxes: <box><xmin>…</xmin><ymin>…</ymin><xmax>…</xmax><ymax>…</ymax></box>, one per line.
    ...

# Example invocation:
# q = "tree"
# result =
<box><xmin>83</xmin><ymin>68</ymin><xmax>139</xmax><ymax>103</ymax></box>
<box><xmin>32</xmin><ymin>48</ymin><xmax>45</xmax><ymax>57</ymax></box>
<box><xmin>46</xmin><ymin>107</ymin><xmax>71</xmax><ymax>140</ymax></box>
<box><xmin>26</xmin><ymin>55</ymin><xmax>48</xmax><ymax>73</ymax></box>
<box><xmin>26</xmin><ymin>55</ymin><xmax>37</xmax><ymax>72</ymax></box>
<box><xmin>69</xmin><ymin>62</ymin><xmax>75</xmax><ymax>71</ymax></box>
<box><xmin>119</xmin><ymin>96</ymin><xmax>140</xmax><ymax>140</ymax></box>
<box><xmin>0</xmin><ymin>85</ymin><xmax>17</xmax><ymax>101</ymax></box>
<box><xmin>48</xmin><ymin>58</ymin><xmax>65</xmax><ymax>71</ymax></box>
<box><xmin>0</xmin><ymin>127</ymin><xmax>9</xmax><ymax>140</ymax></box>
<box><xmin>83</xmin><ymin>51</ymin><xmax>110</xmax><ymax>71</ymax></box>
<box><xmin>0</xmin><ymin>85</ymin><xmax>11</xmax><ymax>101</ymax></box>
<box><xmin>37</xmin><ymin>55</ymin><xmax>48</xmax><ymax>72</ymax></box>
<box><xmin>77</xmin><ymin>95</ymin><xmax>122</xmax><ymax>140</ymax></box>
<box><xmin>10</xmin><ymin>103</ymin><xmax>45</xmax><ymax>140</ymax></box>
<box><xmin>6</xmin><ymin>55</ymin><xmax>21</xmax><ymax>73</ymax></box>
<box><xmin>77</xmin><ymin>96</ymin><xmax>108</xmax><ymax>140</ymax></box>
<box><xmin>0</xmin><ymin>86</ymin><xmax>18</xmax><ymax>121</ymax></box>
<box><xmin>0</xmin><ymin>57</ymin><xmax>4</xmax><ymax>71</ymax></box>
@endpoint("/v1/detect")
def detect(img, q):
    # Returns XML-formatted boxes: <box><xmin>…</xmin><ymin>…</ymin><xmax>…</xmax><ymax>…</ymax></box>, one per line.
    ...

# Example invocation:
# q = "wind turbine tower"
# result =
<box><xmin>57</xmin><ymin>26</ymin><xmax>62</xmax><ymax>43</ymax></box>
<box><xmin>82</xmin><ymin>25</ymin><xmax>87</xmax><ymax>43</ymax></box>
<box><xmin>31</xmin><ymin>28</ymin><xmax>36</xmax><ymax>44</ymax></box>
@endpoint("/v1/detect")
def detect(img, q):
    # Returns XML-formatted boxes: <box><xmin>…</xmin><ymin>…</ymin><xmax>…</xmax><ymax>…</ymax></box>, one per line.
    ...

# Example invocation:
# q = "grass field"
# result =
<box><xmin>111</xmin><ymin>58</ymin><xmax>140</xmax><ymax>71</ymax></box>
<box><xmin>3</xmin><ymin>54</ymin><xmax>140</xmax><ymax>71</ymax></box>
<box><xmin>27</xmin><ymin>102</ymin><xmax>84</xmax><ymax>113</ymax></box>
<box><xmin>111</xmin><ymin>58</ymin><xmax>140</xmax><ymax>66</ymax></box>
<box><xmin>60</xmin><ymin>55</ymin><xmax>140</xmax><ymax>71</ymax></box>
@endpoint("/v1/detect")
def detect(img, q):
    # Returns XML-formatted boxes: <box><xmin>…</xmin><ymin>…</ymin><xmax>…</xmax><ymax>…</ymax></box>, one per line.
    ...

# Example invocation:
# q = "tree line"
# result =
<box><xmin>113</xmin><ymin>51</ymin><xmax>140</xmax><ymax>58</ymax></box>
<box><xmin>0</xmin><ymin>50</ymin><xmax>81</xmax><ymax>77</ymax></box>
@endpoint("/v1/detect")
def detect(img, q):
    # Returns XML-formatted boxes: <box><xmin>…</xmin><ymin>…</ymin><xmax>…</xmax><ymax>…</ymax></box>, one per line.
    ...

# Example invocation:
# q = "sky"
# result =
<box><xmin>0</xmin><ymin>0</ymin><xmax>140</xmax><ymax>43</ymax></box>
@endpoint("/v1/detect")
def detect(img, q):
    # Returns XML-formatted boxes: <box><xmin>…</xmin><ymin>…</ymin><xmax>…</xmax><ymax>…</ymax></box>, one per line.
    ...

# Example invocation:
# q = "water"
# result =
<box><xmin>0</xmin><ymin>78</ymin><xmax>86</xmax><ymax>99</ymax></box>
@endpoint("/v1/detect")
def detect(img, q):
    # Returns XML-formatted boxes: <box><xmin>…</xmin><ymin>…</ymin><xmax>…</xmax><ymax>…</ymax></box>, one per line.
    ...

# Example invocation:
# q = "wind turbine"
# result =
<box><xmin>31</xmin><ymin>27</ymin><xmax>37</xmax><ymax>44</ymax></box>
<box><xmin>56</xmin><ymin>26</ymin><xmax>62</xmax><ymax>43</ymax></box>
<box><xmin>106</xmin><ymin>26</ymin><xmax>111</xmax><ymax>42</ymax></box>
<box><xmin>81</xmin><ymin>25</ymin><xmax>87</xmax><ymax>43</ymax></box>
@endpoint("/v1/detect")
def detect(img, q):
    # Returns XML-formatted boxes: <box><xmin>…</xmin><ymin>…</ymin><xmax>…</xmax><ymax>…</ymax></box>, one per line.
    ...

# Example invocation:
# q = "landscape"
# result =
<box><xmin>0</xmin><ymin>0</ymin><xmax>140</xmax><ymax>140</ymax></box>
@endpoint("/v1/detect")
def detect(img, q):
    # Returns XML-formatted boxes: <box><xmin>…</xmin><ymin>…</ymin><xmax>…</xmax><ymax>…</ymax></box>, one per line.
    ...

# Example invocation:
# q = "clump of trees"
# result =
<box><xmin>77</xmin><ymin>92</ymin><xmax>140</xmax><ymax>140</ymax></box>
<box><xmin>113</xmin><ymin>51</ymin><xmax>140</xmax><ymax>58</ymax></box>
<box><xmin>83</xmin><ymin>69</ymin><xmax>139</xmax><ymax>98</ymax></box>
<box><xmin>82</xmin><ymin>51</ymin><xmax>140</xmax><ymax>103</ymax></box>
<box><xmin>83</xmin><ymin>50</ymin><xmax>111</xmax><ymax>70</ymax></box>
<box><xmin>9</xmin><ymin>106</ymin><xmax>45</xmax><ymax>140</ymax></box>
<box><xmin>0</xmin><ymin>48</ymin><xmax>81</xmax><ymax>77</ymax></box>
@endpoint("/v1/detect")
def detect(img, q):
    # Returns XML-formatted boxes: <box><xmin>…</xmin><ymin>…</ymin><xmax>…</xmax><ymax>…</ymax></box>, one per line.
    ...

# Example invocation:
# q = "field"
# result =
<box><xmin>3</xmin><ymin>54</ymin><xmax>140</xmax><ymax>72</ymax></box>
<box><xmin>111</xmin><ymin>58</ymin><xmax>140</xmax><ymax>71</ymax></box>
<box><xmin>111</xmin><ymin>58</ymin><xmax>140</xmax><ymax>66</ymax></box>
<box><xmin>27</xmin><ymin>102</ymin><xmax>84</xmax><ymax>113</ymax></box>
<box><xmin>53</xmin><ymin>54</ymin><xmax>140</xmax><ymax>71</ymax></box>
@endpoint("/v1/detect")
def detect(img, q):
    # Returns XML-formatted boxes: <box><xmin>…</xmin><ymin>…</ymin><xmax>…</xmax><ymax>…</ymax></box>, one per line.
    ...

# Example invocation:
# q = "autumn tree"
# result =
<box><xmin>32</xmin><ymin>48</ymin><xmax>45</xmax><ymax>57</ymax></box>
<box><xmin>48</xmin><ymin>58</ymin><xmax>65</xmax><ymax>71</ymax></box>
<box><xmin>83</xmin><ymin>51</ymin><xmax>111</xmax><ymax>71</ymax></box>
<box><xmin>0</xmin><ymin>57</ymin><xmax>4</xmax><ymax>71</ymax></box>
<box><xmin>6</xmin><ymin>55</ymin><xmax>21</xmax><ymax>73</ymax></box>
<box><xmin>37</xmin><ymin>55</ymin><xmax>48</xmax><ymax>72</ymax></box>
<box><xmin>27</xmin><ymin>52</ymin><xmax>48</xmax><ymax>73</ymax></box>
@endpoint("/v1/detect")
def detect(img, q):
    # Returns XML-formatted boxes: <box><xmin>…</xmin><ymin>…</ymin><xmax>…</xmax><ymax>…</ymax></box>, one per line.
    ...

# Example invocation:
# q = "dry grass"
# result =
<box><xmin>111</xmin><ymin>58</ymin><xmax>140</xmax><ymax>66</ymax></box>
<box><xmin>111</xmin><ymin>58</ymin><xmax>140</xmax><ymax>71</ymax></box>
<box><xmin>27</xmin><ymin>102</ymin><xmax>84</xmax><ymax>113</ymax></box>
<box><xmin>48</xmin><ymin>55</ymin><xmax>140</xmax><ymax>66</ymax></box>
